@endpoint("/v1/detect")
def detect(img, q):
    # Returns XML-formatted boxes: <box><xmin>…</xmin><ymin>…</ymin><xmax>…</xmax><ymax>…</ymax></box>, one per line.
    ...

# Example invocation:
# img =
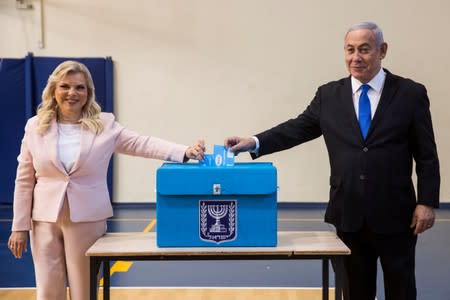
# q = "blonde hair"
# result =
<box><xmin>37</xmin><ymin>60</ymin><xmax>104</xmax><ymax>134</ymax></box>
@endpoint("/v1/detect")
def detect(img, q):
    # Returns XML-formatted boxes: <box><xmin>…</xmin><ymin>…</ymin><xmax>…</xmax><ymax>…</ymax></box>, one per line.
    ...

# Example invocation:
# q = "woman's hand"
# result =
<box><xmin>184</xmin><ymin>139</ymin><xmax>205</xmax><ymax>161</ymax></box>
<box><xmin>8</xmin><ymin>231</ymin><xmax>29</xmax><ymax>259</ymax></box>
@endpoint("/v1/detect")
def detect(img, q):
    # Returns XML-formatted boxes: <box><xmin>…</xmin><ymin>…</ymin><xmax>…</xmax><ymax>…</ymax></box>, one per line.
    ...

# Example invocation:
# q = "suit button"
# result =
<box><xmin>360</xmin><ymin>175</ymin><xmax>365</xmax><ymax>180</ymax></box>
<box><xmin>64</xmin><ymin>176</ymin><xmax>70</xmax><ymax>182</ymax></box>
<box><xmin>363</xmin><ymin>147</ymin><xmax>368</xmax><ymax>152</ymax></box>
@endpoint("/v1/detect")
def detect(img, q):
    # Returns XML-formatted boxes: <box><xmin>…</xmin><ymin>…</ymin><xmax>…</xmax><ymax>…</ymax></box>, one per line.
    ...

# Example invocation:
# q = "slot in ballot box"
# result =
<box><xmin>156</xmin><ymin>162</ymin><xmax>277</xmax><ymax>247</ymax></box>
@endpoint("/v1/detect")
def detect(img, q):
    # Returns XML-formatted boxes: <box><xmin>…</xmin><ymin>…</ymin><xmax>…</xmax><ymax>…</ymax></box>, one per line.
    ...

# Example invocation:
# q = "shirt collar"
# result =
<box><xmin>351</xmin><ymin>68</ymin><xmax>386</xmax><ymax>94</ymax></box>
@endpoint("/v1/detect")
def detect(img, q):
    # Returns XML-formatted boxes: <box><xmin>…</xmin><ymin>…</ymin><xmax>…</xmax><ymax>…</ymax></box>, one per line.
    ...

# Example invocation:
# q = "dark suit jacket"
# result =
<box><xmin>252</xmin><ymin>69</ymin><xmax>440</xmax><ymax>234</ymax></box>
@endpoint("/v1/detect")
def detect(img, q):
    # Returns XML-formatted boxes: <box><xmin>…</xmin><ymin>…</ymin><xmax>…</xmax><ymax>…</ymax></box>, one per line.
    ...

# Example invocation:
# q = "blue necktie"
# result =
<box><xmin>358</xmin><ymin>84</ymin><xmax>371</xmax><ymax>139</ymax></box>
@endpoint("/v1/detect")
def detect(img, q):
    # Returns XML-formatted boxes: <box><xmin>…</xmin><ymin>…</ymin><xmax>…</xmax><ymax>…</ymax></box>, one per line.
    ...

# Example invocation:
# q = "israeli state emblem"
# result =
<box><xmin>199</xmin><ymin>200</ymin><xmax>237</xmax><ymax>244</ymax></box>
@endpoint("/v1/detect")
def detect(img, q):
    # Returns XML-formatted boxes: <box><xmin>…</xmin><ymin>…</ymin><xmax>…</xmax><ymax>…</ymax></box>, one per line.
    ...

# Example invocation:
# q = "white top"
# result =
<box><xmin>57</xmin><ymin>123</ymin><xmax>81</xmax><ymax>172</ymax></box>
<box><xmin>351</xmin><ymin>68</ymin><xmax>386</xmax><ymax>119</ymax></box>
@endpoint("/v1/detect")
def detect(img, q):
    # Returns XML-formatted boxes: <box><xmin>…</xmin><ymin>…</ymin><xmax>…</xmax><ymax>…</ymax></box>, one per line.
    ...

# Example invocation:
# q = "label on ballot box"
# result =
<box><xmin>156</xmin><ymin>162</ymin><xmax>277</xmax><ymax>247</ymax></box>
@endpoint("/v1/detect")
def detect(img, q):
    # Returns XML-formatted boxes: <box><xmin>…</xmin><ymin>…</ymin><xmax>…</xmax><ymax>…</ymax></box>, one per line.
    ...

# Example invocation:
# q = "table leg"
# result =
<box><xmin>322</xmin><ymin>259</ymin><xmax>329</xmax><ymax>300</ymax></box>
<box><xmin>103</xmin><ymin>260</ymin><xmax>111</xmax><ymax>300</ymax></box>
<box><xmin>90</xmin><ymin>257</ymin><xmax>101</xmax><ymax>300</ymax></box>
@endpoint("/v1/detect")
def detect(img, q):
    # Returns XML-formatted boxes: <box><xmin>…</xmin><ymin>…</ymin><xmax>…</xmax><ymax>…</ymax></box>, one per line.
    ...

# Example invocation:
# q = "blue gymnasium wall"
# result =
<box><xmin>0</xmin><ymin>54</ymin><xmax>114</xmax><ymax>204</ymax></box>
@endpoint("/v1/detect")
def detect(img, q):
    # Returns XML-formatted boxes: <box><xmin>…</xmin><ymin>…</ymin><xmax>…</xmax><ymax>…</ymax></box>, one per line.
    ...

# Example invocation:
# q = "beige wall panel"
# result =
<box><xmin>1</xmin><ymin>0</ymin><xmax>448</xmax><ymax>202</ymax></box>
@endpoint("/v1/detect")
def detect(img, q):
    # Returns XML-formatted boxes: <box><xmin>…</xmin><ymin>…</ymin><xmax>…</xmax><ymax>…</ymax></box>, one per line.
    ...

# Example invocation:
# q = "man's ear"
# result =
<box><xmin>380</xmin><ymin>42</ymin><xmax>388</xmax><ymax>59</ymax></box>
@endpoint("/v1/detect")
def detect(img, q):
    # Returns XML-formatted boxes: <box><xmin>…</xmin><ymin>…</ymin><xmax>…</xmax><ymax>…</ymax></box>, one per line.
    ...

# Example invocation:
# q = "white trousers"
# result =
<box><xmin>30</xmin><ymin>199</ymin><xmax>106</xmax><ymax>300</ymax></box>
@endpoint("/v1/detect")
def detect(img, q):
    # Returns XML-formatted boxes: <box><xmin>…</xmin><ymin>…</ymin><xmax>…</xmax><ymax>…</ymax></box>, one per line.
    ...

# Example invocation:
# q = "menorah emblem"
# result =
<box><xmin>208</xmin><ymin>205</ymin><xmax>228</xmax><ymax>233</ymax></box>
<box><xmin>199</xmin><ymin>200</ymin><xmax>237</xmax><ymax>243</ymax></box>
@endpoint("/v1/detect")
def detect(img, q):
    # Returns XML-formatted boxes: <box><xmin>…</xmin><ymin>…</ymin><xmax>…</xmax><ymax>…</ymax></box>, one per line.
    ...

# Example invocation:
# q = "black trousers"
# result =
<box><xmin>337</xmin><ymin>225</ymin><xmax>418</xmax><ymax>300</ymax></box>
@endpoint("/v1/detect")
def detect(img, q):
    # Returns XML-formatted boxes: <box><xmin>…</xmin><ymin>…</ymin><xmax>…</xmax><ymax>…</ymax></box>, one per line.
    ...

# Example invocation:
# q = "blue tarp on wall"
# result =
<box><xmin>0</xmin><ymin>54</ymin><xmax>114</xmax><ymax>204</ymax></box>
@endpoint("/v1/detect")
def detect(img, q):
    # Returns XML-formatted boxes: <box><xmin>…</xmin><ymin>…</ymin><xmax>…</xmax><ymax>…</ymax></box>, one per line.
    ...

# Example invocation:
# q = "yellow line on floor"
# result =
<box><xmin>143</xmin><ymin>219</ymin><xmax>157</xmax><ymax>233</ymax></box>
<box><xmin>99</xmin><ymin>219</ymin><xmax>157</xmax><ymax>286</ymax></box>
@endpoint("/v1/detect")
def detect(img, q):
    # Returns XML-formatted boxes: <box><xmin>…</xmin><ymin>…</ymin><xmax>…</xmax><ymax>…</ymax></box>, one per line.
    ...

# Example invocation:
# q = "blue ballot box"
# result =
<box><xmin>156</xmin><ymin>162</ymin><xmax>277</xmax><ymax>247</ymax></box>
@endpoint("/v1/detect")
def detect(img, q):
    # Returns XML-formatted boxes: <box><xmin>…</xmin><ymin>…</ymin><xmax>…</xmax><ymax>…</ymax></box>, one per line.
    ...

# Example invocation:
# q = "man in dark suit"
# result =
<box><xmin>224</xmin><ymin>22</ymin><xmax>440</xmax><ymax>300</ymax></box>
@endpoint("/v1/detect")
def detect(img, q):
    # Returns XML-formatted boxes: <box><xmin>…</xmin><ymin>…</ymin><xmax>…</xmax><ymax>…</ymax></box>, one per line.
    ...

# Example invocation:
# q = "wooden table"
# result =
<box><xmin>86</xmin><ymin>231</ymin><xmax>350</xmax><ymax>300</ymax></box>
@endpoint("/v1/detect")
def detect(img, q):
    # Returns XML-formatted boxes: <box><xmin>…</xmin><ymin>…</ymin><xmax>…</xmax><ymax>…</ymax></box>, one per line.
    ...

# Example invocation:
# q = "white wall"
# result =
<box><xmin>1</xmin><ymin>0</ymin><xmax>448</xmax><ymax>203</ymax></box>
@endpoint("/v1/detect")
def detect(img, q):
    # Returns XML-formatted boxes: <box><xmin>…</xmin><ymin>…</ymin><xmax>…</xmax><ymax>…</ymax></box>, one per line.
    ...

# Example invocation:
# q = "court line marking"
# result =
<box><xmin>99</xmin><ymin>219</ymin><xmax>156</xmax><ymax>286</ymax></box>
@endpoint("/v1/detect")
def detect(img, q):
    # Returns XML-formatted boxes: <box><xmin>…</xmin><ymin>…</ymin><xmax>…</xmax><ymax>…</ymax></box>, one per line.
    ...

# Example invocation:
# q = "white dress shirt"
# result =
<box><xmin>351</xmin><ymin>68</ymin><xmax>386</xmax><ymax>119</ymax></box>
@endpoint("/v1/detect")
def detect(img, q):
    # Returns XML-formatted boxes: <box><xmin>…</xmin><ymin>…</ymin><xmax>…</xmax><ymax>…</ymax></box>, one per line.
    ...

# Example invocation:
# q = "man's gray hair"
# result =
<box><xmin>346</xmin><ymin>22</ymin><xmax>384</xmax><ymax>47</ymax></box>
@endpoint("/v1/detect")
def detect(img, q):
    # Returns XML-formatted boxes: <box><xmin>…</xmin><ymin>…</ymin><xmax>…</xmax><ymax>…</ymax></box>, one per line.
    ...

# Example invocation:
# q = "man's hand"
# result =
<box><xmin>8</xmin><ymin>231</ymin><xmax>29</xmax><ymax>259</ymax></box>
<box><xmin>224</xmin><ymin>136</ymin><xmax>256</xmax><ymax>155</ymax></box>
<box><xmin>410</xmin><ymin>204</ymin><xmax>435</xmax><ymax>235</ymax></box>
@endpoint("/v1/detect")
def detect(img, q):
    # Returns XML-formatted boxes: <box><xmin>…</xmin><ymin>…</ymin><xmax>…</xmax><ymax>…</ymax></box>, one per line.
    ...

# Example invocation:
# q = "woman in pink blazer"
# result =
<box><xmin>7</xmin><ymin>60</ymin><xmax>205</xmax><ymax>300</ymax></box>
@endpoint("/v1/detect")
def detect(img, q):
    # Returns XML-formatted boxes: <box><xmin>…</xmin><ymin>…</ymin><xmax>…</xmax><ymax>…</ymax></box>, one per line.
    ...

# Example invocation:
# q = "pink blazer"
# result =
<box><xmin>12</xmin><ymin>112</ymin><xmax>187</xmax><ymax>231</ymax></box>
